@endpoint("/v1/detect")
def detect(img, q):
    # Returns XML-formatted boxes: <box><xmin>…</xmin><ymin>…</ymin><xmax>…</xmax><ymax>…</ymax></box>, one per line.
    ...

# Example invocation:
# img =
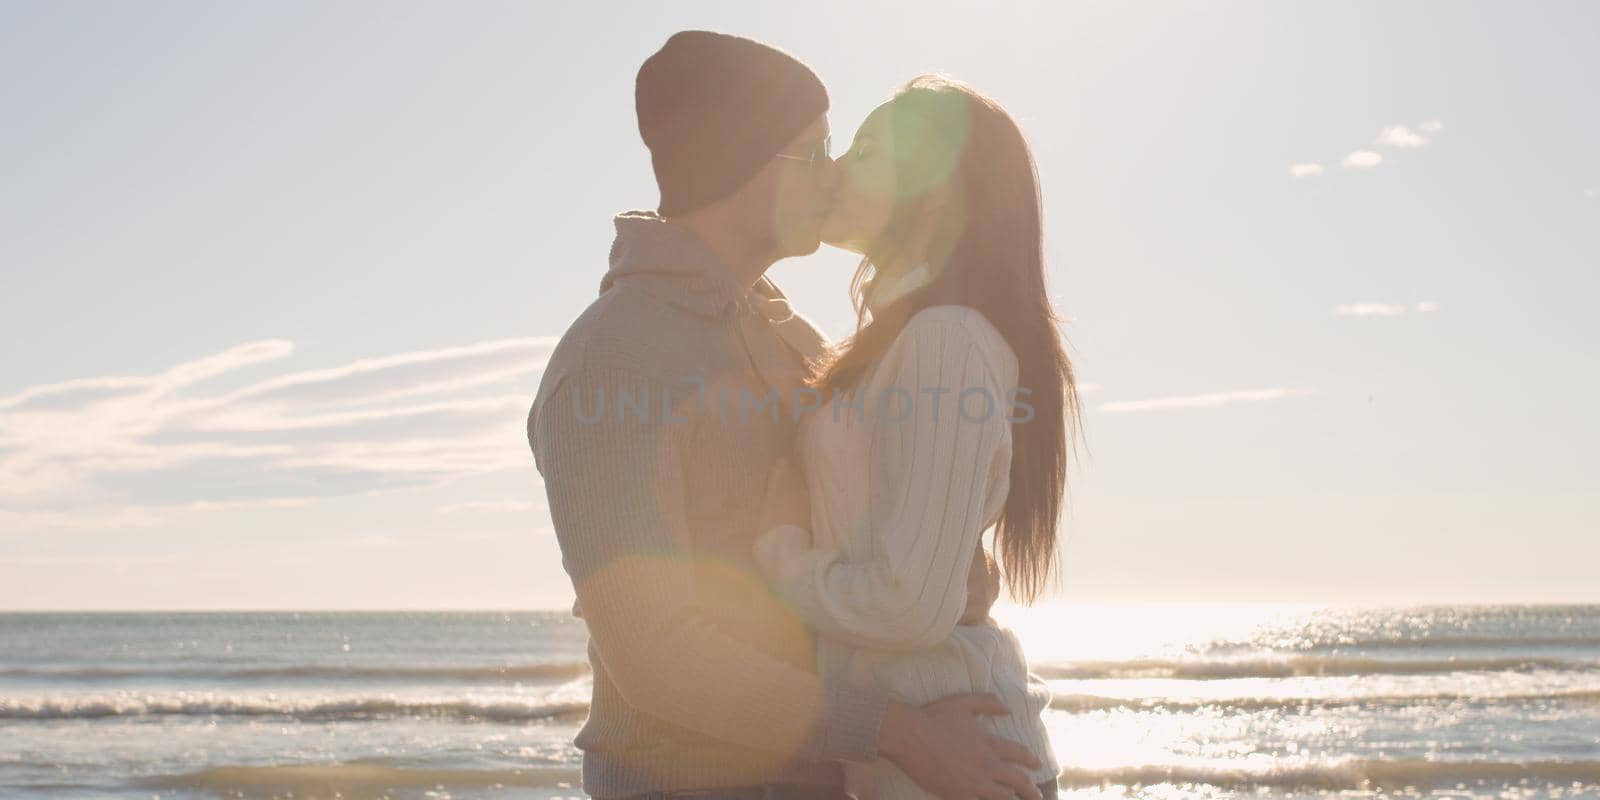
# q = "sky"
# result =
<box><xmin>1</xmin><ymin>1</ymin><xmax>1596</xmax><ymax>611</ymax></box>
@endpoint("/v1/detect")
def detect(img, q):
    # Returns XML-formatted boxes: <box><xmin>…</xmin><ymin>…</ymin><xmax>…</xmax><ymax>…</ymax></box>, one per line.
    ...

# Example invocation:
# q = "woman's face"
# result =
<box><xmin>820</xmin><ymin>105</ymin><xmax>897</xmax><ymax>255</ymax></box>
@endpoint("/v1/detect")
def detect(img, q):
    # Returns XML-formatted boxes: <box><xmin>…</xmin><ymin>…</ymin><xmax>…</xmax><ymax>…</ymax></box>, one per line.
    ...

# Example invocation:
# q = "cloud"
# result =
<box><xmin>0</xmin><ymin>378</ymin><xmax>152</xmax><ymax>414</ymax></box>
<box><xmin>0</xmin><ymin>340</ymin><xmax>294</xmax><ymax>414</ymax></box>
<box><xmin>1336</xmin><ymin>303</ymin><xmax>1407</xmax><ymax>317</ymax></box>
<box><xmin>0</xmin><ymin>337</ymin><xmax>556</xmax><ymax>526</ymax></box>
<box><xmin>175</xmin><ymin>396</ymin><xmax>531</xmax><ymax>443</ymax></box>
<box><xmin>1375</xmin><ymin>125</ymin><xmax>1429</xmax><ymax>149</ymax></box>
<box><xmin>0</xmin><ymin>552</ymin><xmax>183</xmax><ymax>568</ymax></box>
<box><xmin>0</xmin><ymin>507</ymin><xmax>167</xmax><ymax>531</ymax></box>
<box><xmin>1342</xmin><ymin>150</ymin><xmax>1384</xmax><ymax>170</ymax></box>
<box><xmin>1292</xmin><ymin>121</ymin><xmax>1440</xmax><ymax>179</ymax></box>
<box><xmin>435</xmin><ymin>500</ymin><xmax>542</xmax><ymax>514</ymax></box>
<box><xmin>1099</xmin><ymin>388</ymin><xmax>1313</xmax><ymax>414</ymax></box>
<box><xmin>1335</xmin><ymin>302</ymin><xmax>1439</xmax><ymax>317</ymax></box>
<box><xmin>225</xmin><ymin>338</ymin><xmax>553</xmax><ymax>408</ymax></box>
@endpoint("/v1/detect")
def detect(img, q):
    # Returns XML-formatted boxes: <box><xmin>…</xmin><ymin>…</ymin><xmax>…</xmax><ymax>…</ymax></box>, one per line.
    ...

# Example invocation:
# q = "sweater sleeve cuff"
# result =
<box><xmin>806</xmin><ymin>679</ymin><xmax>890</xmax><ymax>764</ymax></box>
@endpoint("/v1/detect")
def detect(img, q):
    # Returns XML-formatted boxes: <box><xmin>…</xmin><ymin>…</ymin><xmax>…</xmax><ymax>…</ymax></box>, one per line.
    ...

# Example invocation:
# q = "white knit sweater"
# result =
<box><xmin>754</xmin><ymin>304</ymin><xmax>1060</xmax><ymax>798</ymax></box>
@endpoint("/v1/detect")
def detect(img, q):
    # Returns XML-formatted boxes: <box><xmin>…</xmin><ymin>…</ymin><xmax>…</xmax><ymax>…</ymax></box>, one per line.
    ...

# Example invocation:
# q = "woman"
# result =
<box><xmin>754</xmin><ymin>74</ymin><xmax>1087</xmax><ymax>800</ymax></box>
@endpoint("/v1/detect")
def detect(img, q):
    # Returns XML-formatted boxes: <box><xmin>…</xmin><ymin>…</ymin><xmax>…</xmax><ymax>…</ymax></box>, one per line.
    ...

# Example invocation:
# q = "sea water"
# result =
<box><xmin>3</xmin><ymin>604</ymin><xmax>1597</xmax><ymax>799</ymax></box>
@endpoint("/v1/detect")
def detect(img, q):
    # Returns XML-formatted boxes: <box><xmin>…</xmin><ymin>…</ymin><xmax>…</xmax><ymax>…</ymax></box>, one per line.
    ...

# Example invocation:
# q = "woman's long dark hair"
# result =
<box><xmin>808</xmin><ymin>74</ymin><xmax>1088</xmax><ymax>603</ymax></box>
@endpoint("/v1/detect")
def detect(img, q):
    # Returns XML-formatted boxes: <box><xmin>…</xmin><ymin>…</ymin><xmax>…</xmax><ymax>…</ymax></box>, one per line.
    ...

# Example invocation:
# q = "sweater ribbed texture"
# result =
<box><xmin>755</xmin><ymin>305</ymin><xmax>1061</xmax><ymax>799</ymax></box>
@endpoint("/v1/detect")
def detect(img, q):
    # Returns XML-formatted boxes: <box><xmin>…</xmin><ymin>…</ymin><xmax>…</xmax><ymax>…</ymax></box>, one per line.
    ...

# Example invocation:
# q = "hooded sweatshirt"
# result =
<box><xmin>528</xmin><ymin>210</ymin><xmax>888</xmax><ymax>798</ymax></box>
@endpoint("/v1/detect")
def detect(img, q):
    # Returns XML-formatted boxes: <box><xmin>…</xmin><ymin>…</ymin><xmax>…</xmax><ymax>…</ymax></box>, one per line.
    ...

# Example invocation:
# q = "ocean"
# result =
<box><xmin>2</xmin><ymin>603</ymin><xmax>1598</xmax><ymax>799</ymax></box>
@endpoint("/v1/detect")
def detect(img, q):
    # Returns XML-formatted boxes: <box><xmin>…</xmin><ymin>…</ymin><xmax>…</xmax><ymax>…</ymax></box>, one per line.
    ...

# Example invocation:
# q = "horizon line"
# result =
<box><xmin>6</xmin><ymin>598</ymin><xmax>1600</xmax><ymax>614</ymax></box>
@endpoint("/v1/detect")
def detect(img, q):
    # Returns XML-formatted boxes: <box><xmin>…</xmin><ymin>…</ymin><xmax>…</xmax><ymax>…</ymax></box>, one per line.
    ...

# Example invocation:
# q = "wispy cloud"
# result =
<box><xmin>1099</xmin><ymin>388</ymin><xmax>1313</xmax><ymax>414</ymax></box>
<box><xmin>1335</xmin><ymin>301</ymin><xmax>1440</xmax><ymax>317</ymax></box>
<box><xmin>0</xmin><ymin>337</ymin><xmax>555</xmax><ymax>529</ymax></box>
<box><xmin>1289</xmin><ymin>163</ymin><xmax>1325</xmax><ymax>178</ymax></box>
<box><xmin>435</xmin><ymin>500</ymin><xmax>542</xmax><ymax>514</ymax></box>
<box><xmin>0</xmin><ymin>340</ymin><xmax>295</xmax><ymax>414</ymax></box>
<box><xmin>0</xmin><ymin>552</ymin><xmax>184</xmax><ymax>569</ymax></box>
<box><xmin>1342</xmin><ymin>150</ymin><xmax>1384</xmax><ymax>170</ymax></box>
<box><xmin>0</xmin><ymin>507</ymin><xmax>166</xmax><ymax>531</ymax></box>
<box><xmin>223</xmin><ymin>339</ymin><xmax>546</xmax><ymax>408</ymax></box>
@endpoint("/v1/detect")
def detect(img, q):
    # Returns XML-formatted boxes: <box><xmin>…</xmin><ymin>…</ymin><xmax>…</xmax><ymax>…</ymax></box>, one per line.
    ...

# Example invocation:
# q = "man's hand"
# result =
<box><xmin>878</xmin><ymin>694</ymin><xmax>1044</xmax><ymax>800</ymax></box>
<box><xmin>959</xmin><ymin>545</ymin><xmax>1002</xmax><ymax>624</ymax></box>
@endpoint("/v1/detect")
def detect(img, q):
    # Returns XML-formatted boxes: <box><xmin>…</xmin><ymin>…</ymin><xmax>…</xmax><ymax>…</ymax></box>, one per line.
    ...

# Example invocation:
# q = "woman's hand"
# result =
<box><xmin>759</xmin><ymin>455</ymin><xmax>811</xmax><ymax>534</ymax></box>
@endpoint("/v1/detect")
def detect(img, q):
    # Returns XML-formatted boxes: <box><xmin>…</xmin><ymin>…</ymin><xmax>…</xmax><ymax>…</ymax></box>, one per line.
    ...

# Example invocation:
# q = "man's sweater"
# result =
<box><xmin>527</xmin><ymin>210</ymin><xmax>889</xmax><ymax>798</ymax></box>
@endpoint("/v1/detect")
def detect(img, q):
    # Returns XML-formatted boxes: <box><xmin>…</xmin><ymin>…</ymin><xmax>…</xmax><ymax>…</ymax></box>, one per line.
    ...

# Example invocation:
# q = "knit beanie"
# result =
<box><xmin>635</xmin><ymin>30</ymin><xmax>829</xmax><ymax>216</ymax></box>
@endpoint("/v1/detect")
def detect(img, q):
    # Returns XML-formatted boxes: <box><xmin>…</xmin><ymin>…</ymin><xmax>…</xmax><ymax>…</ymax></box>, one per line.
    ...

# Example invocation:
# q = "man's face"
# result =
<box><xmin>755</xmin><ymin>114</ymin><xmax>836</xmax><ymax>259</ymax></box>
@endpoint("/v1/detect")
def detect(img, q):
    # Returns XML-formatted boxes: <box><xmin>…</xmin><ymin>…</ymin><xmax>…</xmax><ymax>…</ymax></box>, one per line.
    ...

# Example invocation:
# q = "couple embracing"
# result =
<box><xmin>529</xmin><ymin>29</ymin><xmax>1086</xmax><ymax>800</ymax></box>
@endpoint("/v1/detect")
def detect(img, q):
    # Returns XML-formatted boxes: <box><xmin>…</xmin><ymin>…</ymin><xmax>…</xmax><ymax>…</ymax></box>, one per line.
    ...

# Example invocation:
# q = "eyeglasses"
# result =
<box><xmin>773</xmin><ymin>134</ymin><xmax>831</xmax><ymax>174</ymax></box>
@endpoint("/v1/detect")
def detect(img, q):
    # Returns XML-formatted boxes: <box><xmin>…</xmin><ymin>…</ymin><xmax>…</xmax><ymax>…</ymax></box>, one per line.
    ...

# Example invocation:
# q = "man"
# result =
<box><xmin>528</xmin><ymin>30</ymin><xmax>1039</xmax><ymax>800</ymax></box>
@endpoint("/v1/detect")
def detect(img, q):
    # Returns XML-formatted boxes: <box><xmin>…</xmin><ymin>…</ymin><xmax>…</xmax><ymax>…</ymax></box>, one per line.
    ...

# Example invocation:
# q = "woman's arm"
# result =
<box><xmin>755</xmin><ymin>314</ymin><xmax>1015</xmax><ymax>651</ymax></box>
